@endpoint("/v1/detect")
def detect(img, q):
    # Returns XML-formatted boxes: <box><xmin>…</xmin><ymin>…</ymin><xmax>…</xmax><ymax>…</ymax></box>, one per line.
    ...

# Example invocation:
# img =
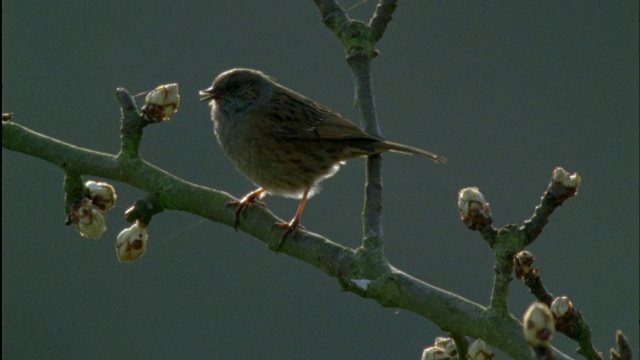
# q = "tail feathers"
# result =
<box><xmin>381</xmin><ymin>141</ymin><xmax>447</xmax><ymax>164</ymax></box>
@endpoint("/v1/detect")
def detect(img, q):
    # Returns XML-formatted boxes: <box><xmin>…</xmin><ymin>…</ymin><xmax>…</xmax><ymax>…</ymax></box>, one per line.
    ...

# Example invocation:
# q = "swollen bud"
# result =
<box><xmin>467</xmin><ymin>339</ymin><xmax>495</xmax><ymax>360</ymax></box>
<box><xmin>115</xmin><ymin>222</ymin><xmax>148</xmax><ymax>263</ymax></box>
<box><xmin>85</xmin><ymin>181</ymin><xmax>117</xmax><ymax>211</ymax></box>
<box><xmin>142</xmin><ymin>83</ymin><xmax>181</xmax><ymax>122</ymax></box>
<box><xmin>69</xmin><ymin>198</ymin><xmax>107</xmax><ymax>239</ymax></box>
<box><xmin>458</xmin><ymin>187</ymin><xmax>492</xmax><ymax>229</ymax></box>
<box><xmin>514</xmin><ymin>250</ymin><xmax>535</xmax><ymax>279</ymax></box>
<box><xmin>420</xmin><ymin>346</ymin><xmax>448</xmax><ymax>360</ymax></box>
<box><xmin>523</xmin><ymin>303</ymin><xmax>555</xmax><ymax>346</ymax></box>
<box><xmin>552</xmin><ymin>167</ymin><xmax>582</xmax><ymax>188</ymax></box>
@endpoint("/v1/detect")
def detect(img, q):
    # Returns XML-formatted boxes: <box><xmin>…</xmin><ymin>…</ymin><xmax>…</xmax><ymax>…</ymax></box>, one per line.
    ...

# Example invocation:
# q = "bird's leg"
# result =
<box><xmin>229</xmin><ymin>188</ymin><xmax>267</xmax><ymax>230</ymax></box>
<box><xmin>274</xmin><ymin>188</ymin><xmax>309</xmax><ymax>250</ymax></box>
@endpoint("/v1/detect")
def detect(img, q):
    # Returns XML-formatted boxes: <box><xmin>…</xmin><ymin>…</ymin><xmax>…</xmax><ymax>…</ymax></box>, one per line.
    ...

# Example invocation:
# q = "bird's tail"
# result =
<box><xmin>381</xmin><ymin>141</ymin><xmax>447</xmax><ymax>164</ymax></box>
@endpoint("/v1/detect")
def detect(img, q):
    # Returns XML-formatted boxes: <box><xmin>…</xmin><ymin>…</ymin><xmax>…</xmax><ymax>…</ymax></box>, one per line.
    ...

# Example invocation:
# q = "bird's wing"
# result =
<box><xmin>267</xmin><ymin>85</ymin><xmax>381</xmax><ymax>141</ymax></box>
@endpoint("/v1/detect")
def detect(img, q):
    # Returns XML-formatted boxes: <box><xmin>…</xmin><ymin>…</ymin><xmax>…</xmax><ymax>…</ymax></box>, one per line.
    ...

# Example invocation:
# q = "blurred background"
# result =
<box><xmin>3</xmin><ymin>1</ymin><xmax>638</xmax><ymax>358</ymax></box>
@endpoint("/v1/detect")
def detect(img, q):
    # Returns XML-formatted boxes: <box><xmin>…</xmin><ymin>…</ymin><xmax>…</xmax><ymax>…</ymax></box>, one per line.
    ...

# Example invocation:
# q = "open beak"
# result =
<box><xmin>199</xmin><ymin>87</ymin><xmax>223</xmax><ymax>101</ymax></box>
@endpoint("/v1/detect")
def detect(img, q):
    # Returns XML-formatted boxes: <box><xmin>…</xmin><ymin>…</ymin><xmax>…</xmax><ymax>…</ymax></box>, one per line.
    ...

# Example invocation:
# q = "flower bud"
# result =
<box><xmin>458</xmin><ymin>187</ymin><xmax>492</xmax><ymax>229</ymax></box>
<box><xmin>85</xmin><ymin>181</ymin><xmax>117</xmax><ymax>211</ymax></box>
<box><xmin>552</xmin><ymin>167</ymin><xmax>582</xmax><ymax>188</ymax></box>
<box><xmin>458</xmin><ymin>187</ymin><xmax>487</xmax><ymax>217</ymax></box>
<box><xmin>434</xmin><ymin>337</ymin><xmax>456</xmax><ymax>356</ymax></box>
<box><xmin>421</xmin><ymin>346</ymin><xmax>448</xmax><ymax>360</ymax></box>
<box><xmin>523</xmin><ymin>303</ymin><xmax>555</xmax><ymax>346</ymax></box>
<box><xmin>70</xmin><ymin>198</ymin><xmax>107</xmax><ymax>239</ymax></box>
<box><xmin>115</xmin><ymin>222</ymin><xmax>148</xmax><ymax>263</ymax></box>
<box><xmin>550</xmin><ymin>296</ymin><xmax>574</xmax><ymax>318</ymax></box>
<box><xmin>514</xmin><ymin>250</ymin><xmax>535</xmax><ymax>279</ymax></box>
<box><xmin>467</xmin><ymin>339</ymin><xmax>495</xmax><ymax>360</ymax></box>
<box><xmin>142</xmin><ymin>83</ymin><xmax>180</xmax><ymax>122</ymax></box>
<box><xmin>550</xmin><ymin>295</ymin><xmax>581</xmax><ymax>334</ymax></box>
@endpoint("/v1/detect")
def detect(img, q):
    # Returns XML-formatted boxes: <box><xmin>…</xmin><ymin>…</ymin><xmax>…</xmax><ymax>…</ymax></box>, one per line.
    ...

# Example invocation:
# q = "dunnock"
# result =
<box><xmin>200</xmin><ymin>68</ymin><xmax>445</xmax><ymax>248</ymax></box>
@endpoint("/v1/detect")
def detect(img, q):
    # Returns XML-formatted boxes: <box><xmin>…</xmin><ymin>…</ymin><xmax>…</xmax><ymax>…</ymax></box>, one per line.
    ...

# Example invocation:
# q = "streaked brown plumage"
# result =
<box><xmin>200</xmin><ymin>68</ymin><xmax>445</xmax><ymax>248</ymax></box>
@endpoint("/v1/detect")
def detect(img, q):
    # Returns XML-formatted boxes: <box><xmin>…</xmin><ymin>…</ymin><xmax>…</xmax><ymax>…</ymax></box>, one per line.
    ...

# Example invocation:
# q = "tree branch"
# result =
<box><xmin>3</xmin><ymin>115</ymin><xmax>577</xmax><ymax>358</ymax></box>
<box><xmin>314</xmin><ymin>0</ymin><xmax>396</xmax><ymax>253</ymax></box>
<box><xmin>369</xmin><ymin>0</ymin><xmax>397</xmax><ymax>41</ymax></box>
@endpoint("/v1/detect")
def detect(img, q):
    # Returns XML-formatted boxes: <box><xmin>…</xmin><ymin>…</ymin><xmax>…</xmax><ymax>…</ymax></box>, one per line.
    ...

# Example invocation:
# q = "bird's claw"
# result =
<box><xmin>228</xmin><ymin>189</ymin><xmax>267</xmax><ymax>231</ymax></box>
<box><xmin>273</xmin><ymin>219</ymin><xmax>305</xmax><ymax>251</ymax></box>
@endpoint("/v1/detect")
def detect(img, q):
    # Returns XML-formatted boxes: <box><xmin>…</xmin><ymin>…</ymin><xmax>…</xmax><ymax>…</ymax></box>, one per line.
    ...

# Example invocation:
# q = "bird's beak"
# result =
<box><xmin>199</xmin><ymin>87</ymin><xmax>223</xmax><ymax>101</ymax></box>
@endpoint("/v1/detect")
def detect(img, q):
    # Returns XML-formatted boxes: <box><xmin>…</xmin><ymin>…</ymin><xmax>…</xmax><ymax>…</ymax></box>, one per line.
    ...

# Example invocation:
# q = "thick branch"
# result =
<box><xmin>3</xmin><ymin>119</ymin><xmax>571</xmax><ymax>358</ymax></box>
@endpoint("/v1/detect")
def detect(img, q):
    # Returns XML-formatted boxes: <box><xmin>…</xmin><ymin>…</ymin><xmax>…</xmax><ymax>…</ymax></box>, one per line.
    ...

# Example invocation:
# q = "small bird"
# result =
<box><xmin>200</xmin><ymin>68</ymin><xmax>445</xmax><ymax>249</ymax></box>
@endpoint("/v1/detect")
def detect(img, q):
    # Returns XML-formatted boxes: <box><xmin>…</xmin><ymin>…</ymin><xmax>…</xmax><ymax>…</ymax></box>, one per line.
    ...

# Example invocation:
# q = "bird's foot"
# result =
<box><xmin>228</xmin><ymin>188</ymin><xmax>266</xmax><ymax>230</ymax></box>
<box><xmin>273</xmin><ymin>218</ymin><xmax>305</xmax><ymax>251</ymax></box>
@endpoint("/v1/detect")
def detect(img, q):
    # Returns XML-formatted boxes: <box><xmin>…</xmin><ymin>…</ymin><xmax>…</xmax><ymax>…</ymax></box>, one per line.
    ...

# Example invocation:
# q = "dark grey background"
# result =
<box><xmin>3</xmin><ymin>1</ymin><xmax>638</xmax><ymax>359</ymax></box>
